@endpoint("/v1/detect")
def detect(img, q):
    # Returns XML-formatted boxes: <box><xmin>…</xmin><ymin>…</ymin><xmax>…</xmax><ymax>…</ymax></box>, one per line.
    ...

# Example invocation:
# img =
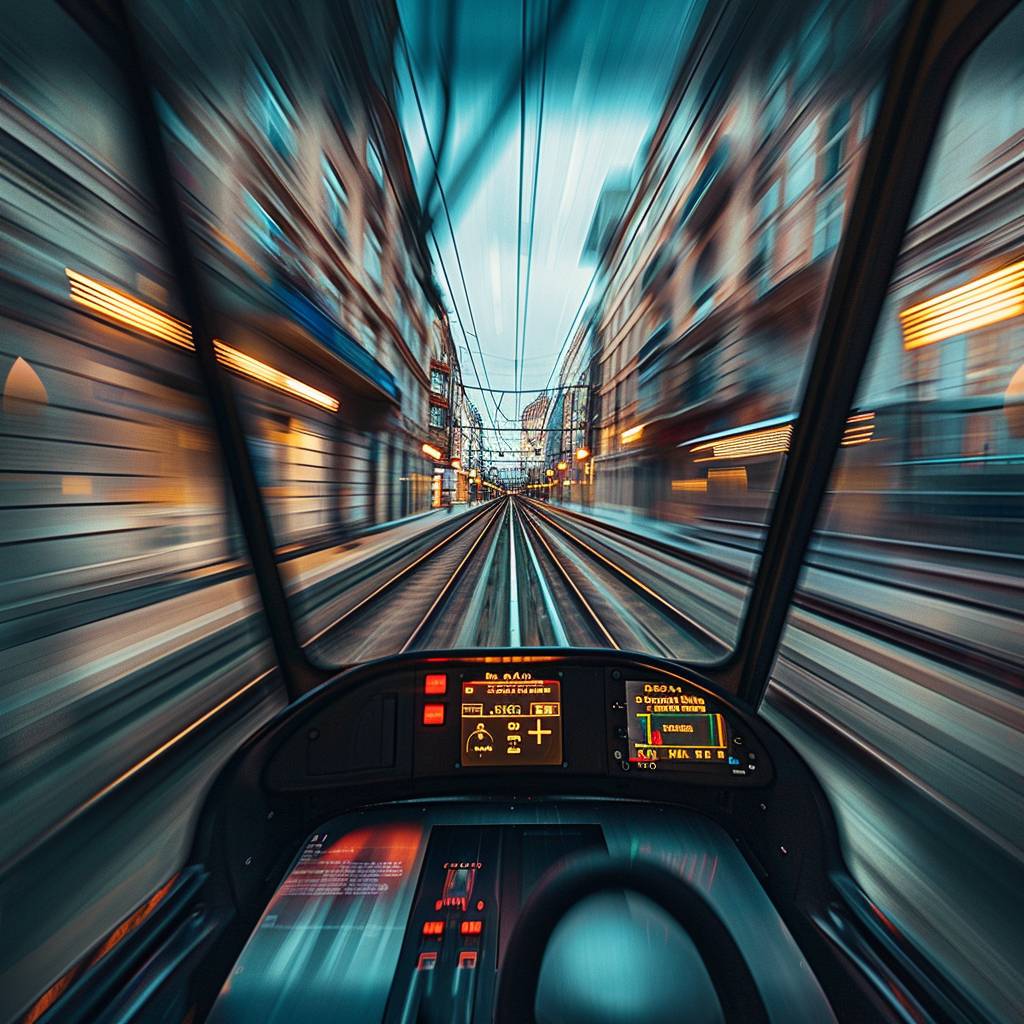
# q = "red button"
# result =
<box><xmin>418</xmin><ymin>951</ymin><xmax>438</xmax><ymax>970</ymax></box>
<box><xmin>458</xmin><ymin>951</ymin><xmax>478</xmax><ymax>969</ymax></box>
<box><xmin>424</xmin><ymin>673</ymin><xmax>447</xmax><ymax>695</ymax></box>
<box><xmin>422</xmin><ymin>920</ymin><xmax>444</xmax><ymax>936</ymax></box>
<box><xmin>460</xmin><ymin>920</ymin><xmax>483</xmax><ymax>935</ymax></box>
<box><xmin>423</xmin><ymin>703</ymin><xmax>445</xmax><ymax>726</ymax></box>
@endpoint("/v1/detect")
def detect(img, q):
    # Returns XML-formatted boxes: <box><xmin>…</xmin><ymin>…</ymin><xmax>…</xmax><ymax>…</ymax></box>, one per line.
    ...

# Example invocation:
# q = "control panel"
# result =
<box><xmin>406</xmin><ymin>661</ymin><xmax>771</xmax><ymax>787</ymax></box>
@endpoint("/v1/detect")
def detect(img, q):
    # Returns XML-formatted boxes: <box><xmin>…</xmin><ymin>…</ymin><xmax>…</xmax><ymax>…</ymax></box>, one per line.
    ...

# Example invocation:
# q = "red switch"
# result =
<box><xmin>460</xmin><ymin>920</ymin><xmax>483</xmax><ymax>936</ymax></box>
<box><xmin>458</xmin><ymin>951</ymin><xmax>478</xmax><ymax>969</ymax></box>
<box><xmin>417</xmin><ymin>951</ymin><xmax>438</xmax><ymax>970</ymax></box>
<box><xmin>424</xmin><ymin>673</ymin><xmax>447</xmax><ymax>695</ymax></box>
<box><xmin>423</xmin><ymin>703</ymin><xmax>445</xmax><ymax>726</ymax></box>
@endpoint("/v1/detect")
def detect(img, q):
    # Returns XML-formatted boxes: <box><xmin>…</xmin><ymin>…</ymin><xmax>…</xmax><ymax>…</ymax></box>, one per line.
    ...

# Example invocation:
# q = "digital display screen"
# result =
<box><xmin>626</xmin><ymin>680</ymin><xmax>732</xmax><ymax>769</ymax></box>
<box><xmin>460</xmin><ymin>680</ymin><xmax>562</xmax><ymax>766</ymax></box>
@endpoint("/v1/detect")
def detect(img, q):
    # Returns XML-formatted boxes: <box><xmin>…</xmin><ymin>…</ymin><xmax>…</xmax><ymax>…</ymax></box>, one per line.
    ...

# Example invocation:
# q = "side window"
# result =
<box><xmin>1</xmin><ymin>1</ymin><xmax>278</xmax><ymax>1016</ymax></box>
<box><xmin>764</xmin><ymin>9</ymin><xmax>1024</xmax><ymax>1022</ymax></box>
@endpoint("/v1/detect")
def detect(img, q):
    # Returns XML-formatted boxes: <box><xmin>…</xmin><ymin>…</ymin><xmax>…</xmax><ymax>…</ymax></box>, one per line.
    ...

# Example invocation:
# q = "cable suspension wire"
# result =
<box><xmin>397</xmin><ymin>14</ymin><xmax>503</xmax><ymax>435</ymax></box>
<box><xmin>512</xmin><ymin>0</ymin><xmax>529</xmax><ymax>423</ymax></box>
<box><xmin>519</xmin><ymin>0</ymin><xmax>551</xmax><ymax>403</ymax></box>
<box><xmin>539</xmin><ymin>1</ymin><xmax>739</xmax><ymax>398</ymax></box>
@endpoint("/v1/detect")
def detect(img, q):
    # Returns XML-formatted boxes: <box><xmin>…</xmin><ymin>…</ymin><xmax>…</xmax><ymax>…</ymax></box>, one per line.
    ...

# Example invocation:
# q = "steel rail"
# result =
<box><xmin>530</xmin><ymin>500</ymin><xmax>1022</xmax><ymax>693</ymax></box>
<box><xmin>516</xmin><ymin>501</ymin><xmax>619</xmax><ymax>649</ymax></box>
<box><xmin>512</xmin><ymin>500</ymin><xmax>570</xmax><ymax>646</ymax></box>
<box><xmin>303</xmin><ymin>501</ymin><xmax>501</xmax><ymax>647</ymax></box>
<box><xmin>402</xmin><ymin>499</ymin><xmax>510</xmax><ymax>652</ymax></box>
<box><xmin>522</xmin><ymin>500</ymin><xmax>729</xmax><ymax>656</ymax></box>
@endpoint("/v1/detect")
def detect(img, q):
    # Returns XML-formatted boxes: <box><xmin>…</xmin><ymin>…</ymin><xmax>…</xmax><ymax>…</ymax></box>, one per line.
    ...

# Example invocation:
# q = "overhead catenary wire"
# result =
<box><xmin>539</xmin><ymin>1</ymin><xmax>740</xmax><ymax>398</ymax></box>
<box><xmin>397</xmin><ymin>14</ymin><xmax>504</xmax><ymax>439</ymax></box>
<box><xmin>519</xmin><ymin>0</ymin><xmax>551</xmax><ymax>406</ymax></box>
<box><xmin>512</xmin><ymin>0</ymin><xmax>529</xmax><ymax>423</ymax></box>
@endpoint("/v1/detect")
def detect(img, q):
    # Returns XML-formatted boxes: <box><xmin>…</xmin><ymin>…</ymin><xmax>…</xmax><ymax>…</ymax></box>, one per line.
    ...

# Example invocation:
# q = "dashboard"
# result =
<box><xmin>192</xmin><ymin>651</ymin><xmax>842</xmax><ymax>1023</ymax></box>
<box><xmin>266</xmin><ymin>655</ymin><xmax>772</xmax><ymax>795</ymax></box>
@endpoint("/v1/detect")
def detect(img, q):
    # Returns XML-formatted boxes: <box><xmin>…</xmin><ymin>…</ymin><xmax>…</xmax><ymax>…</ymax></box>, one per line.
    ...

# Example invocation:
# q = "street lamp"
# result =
<box><xmin>575</xmin><ymin>447</ymin><xmax>590</xmax><ymax>461</ymax></box>
<box><xmin>556</xmin><ymin>460</ymin><xmax>568</xmax><ymax>471</ymax></box>
<box><xmin>545</xmin><ymin>469</ymin><xmax>555</xmax><ymax>478</ymax></box>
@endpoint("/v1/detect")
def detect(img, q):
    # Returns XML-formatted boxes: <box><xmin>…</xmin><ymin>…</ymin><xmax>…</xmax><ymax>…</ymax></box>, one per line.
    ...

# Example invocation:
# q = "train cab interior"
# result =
<box><xmin>2</xmin><ymin>0</ymin><xmax>1022</xmax><ymax>1022</ymax></box>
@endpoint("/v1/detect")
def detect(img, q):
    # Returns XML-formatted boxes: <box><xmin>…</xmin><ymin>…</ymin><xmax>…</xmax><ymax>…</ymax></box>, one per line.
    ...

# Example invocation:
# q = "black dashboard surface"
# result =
<box><xmin>207</xmin><ymin>801</ymin><xmax>836</xmax><ymax>1023</ymax></box>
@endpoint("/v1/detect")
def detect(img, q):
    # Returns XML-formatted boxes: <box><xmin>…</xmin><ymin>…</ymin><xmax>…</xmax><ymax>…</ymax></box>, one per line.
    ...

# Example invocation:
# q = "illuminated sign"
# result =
<box><xmin>460</xmin><ymin>680</ymin><xmax>562</xmax><ymax>766</ymax></box>
<box><xmin>621</xmin><ymin>424</ymin><xmax>644</xmax><ymax>444</ymax></box>
<box><xmin>422</xmin><ymin>442</ymin><xmax>443</xmax><ymax>460</ymax></box>
<box><xmin>65</xmin><ymin>269</ymin><xmax>339</xmax><ymax>412</ymax></box>
<box><xmin>625</xmin><ymin>681</ymin><xmax>730</xmax><ymax>768</ymax></box>
<box><xmin>900</xmin><ymin>259</ymin><xmax>1024</xmax><ymax>350</ymax></box>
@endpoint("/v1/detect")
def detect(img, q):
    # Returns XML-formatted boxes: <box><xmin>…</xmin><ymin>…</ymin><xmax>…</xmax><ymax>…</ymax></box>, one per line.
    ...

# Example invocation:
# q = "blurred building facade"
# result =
<box><xmin>572</xmin><ymin>0</ymin><xmax>892</xmax><ymax>520</ymax></box>
<box><xmin>146</xmin><ymin>0</ymin><xmax>474</xmax><ymax>531</ymax></box>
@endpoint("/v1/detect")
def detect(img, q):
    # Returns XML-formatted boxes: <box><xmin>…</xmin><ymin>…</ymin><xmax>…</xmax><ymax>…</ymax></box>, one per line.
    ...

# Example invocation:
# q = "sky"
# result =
<box><xmin>396</xmin><ymin>0</ymin><xmax>699</xmax><ymax>443</ymax></box>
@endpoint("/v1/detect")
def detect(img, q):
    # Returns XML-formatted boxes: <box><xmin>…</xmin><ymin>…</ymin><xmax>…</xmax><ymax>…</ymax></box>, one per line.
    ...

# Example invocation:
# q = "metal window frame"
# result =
<box><xmin>104</xmin><ymin>0</ymin><xmax>1017</xmax><ymax>711</ymax></box>
<box><xmin>712</xmin><ymin>0</ymin><xmax>1019</xmax><ymax>705</ymax></box>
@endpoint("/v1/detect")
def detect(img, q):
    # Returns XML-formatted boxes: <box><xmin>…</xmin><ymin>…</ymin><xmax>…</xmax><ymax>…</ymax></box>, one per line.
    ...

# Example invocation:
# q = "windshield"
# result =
<box><xmin>5</xmin><ymin>1</ymin><xmax>1024</xmax><ymax>1020</ymax></box>
<box><xmin>118</xmin><ymin>0</ymin><xmax>906</xmax><ymax>667</ymax></box>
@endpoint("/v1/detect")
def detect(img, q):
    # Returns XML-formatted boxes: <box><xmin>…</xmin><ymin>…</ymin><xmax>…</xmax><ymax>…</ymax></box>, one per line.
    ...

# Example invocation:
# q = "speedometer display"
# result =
<box><xmin>625</xmin><ymin>680</ymin><xmax>735</xmax><ymax>770</ymax></box>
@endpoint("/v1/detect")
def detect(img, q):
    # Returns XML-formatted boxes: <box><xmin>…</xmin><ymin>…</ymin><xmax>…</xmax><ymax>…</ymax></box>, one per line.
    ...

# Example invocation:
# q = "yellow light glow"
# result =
<box><xmin>621</xmin><ymin>424</ymin><xmax>645</xmax><ymax>444</ymax></box>
<box><xmin>67</xmin><ymin>269</ymin><xmax>340</xmax><ymax>413</ymax></box>
<box><xmin>546</xmin><ymin>469</ymin><xmax>555</xmax><ymax>477</ymax></box>
<box><xmin>451</xmin><ymin>457</ymin><xmax>462</xmax><ymax>469</ymax></box>
<box><xmin>556</xmin><ymin>460</ymin><xmax>568</xmax><ymax>471</ymax></box>
<box><xmin>692</xmin><ymin>424</ymin><xmax>792</xmax><ymax>461</ymax></box>
<box><xmin>212</xmin><ymin>340</ymin><xmax>339</xmax><ymax>412</ymax></box>
<box><xmin>422</xmin><ymin>442</ymin><xmax>443</xmax><ymax>460</ymax></box>
<box><xmin>66</xmin><ymin>269</ymin><xmax>193</xmax><ymax>349</ymax></box>
<box><xmin>900</xmin><ymin>260</ymin><xmax>1024</xmax><ymax>349</ymax></box>
<box><xmin>671</xmin><ymin>479</ymin><xmax>708</xmax><ymax>492</ymax></box>
<box><xmin>575</xmin><ymin>447</ymin><xmax>590</xmax><ymax>461</ymax></box>
<box><xmin>707</xmin><ymin>467</ymin><xmax>748</xmax><ymax>489</ymax></box>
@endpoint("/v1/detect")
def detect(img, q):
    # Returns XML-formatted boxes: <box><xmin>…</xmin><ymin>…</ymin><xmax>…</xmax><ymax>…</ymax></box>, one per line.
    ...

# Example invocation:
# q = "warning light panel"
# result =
<box><xmin>422</xmin><ymin>703</ymin><xmax>446</xmax><ymax>726</ymax></box>
<box><xmin>460</xmin><ymin>680</ymin><xmax>562</xmax><ymax>766</ymax></box>
<box><xmin>424</xmin><ymin>674</ymin><xmax>447</xmax><ymax>695</ymax></box>
<box><xmin>625</xmin><ymin>680</ymin><xmax>734</xmax><ymax>771</ymax></box>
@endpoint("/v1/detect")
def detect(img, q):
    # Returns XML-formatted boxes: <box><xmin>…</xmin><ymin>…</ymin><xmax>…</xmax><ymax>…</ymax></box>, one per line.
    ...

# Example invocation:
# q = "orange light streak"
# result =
<box><xmin>900</xmin><ymin>260</ymin><xmax>1024</xmax><ymax>349</ymax></box>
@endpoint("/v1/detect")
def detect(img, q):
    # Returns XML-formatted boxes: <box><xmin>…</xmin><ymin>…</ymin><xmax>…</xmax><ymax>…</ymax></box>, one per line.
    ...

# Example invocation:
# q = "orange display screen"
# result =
<box><xmin>460</xmin><ymin>680</ymin><xmax>562</xmax><ymax>766</ymax></box>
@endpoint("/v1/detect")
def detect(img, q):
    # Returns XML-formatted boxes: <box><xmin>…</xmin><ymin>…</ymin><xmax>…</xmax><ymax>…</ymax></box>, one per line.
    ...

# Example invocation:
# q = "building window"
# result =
<box><xmin>785</xmin><ymin>120</ymin><xmax>817</xmax><ymax>204</ymax></box>
<box><xmin>321</xmin><ymin>154</ymin><xmax>348</xmax><ymax>244</ymax></box>
<box><xmin>692</xmin><ymin>241</ymin><xmax>719</xmax><ymax>320</ymax></box>
<box><xmin>813</xmin><ymin>192</ymin><xmax>844</xmax><ymax>257</ymax></box>
<box><xmin>360</xmin><ymin>322</ymin><xmax>376</xmax><ymax>356</ymax></box>
<box><xmin>429</xmin><ymin>404</ymin><xmax>446</xmax><ymax>429</ymax></box>
<box><xmin>363</xmin><ymin>224</ymin><xmax>383</xmax><ymax>287</ymax></box>
<box><xmin>822</xmin><ymin>101</ymin><xmax>851</xmax><ymax>182</ymax></box>
<box><xmin>683</xmin><ymin>345</ymin><xmax>717</xmax><ymax>406</ymax></box>
<box><xmin>367</xmin><ymin>137</ymin><xmax>385</xmax><ymax>188</ymax></box>
<box><xmin>242</xmin><ymin>190</ymin><xmax>282</xmax><ymax>260</ymax></box>
<box><xmin>248</xmin><ymin>62</ymin><xmax>295</xmax><ymax>160</ymax></box>
<box><xmin>430</xmin><ymin>367</ymin><xmax>448</xmax><ymax>395</ymax></box>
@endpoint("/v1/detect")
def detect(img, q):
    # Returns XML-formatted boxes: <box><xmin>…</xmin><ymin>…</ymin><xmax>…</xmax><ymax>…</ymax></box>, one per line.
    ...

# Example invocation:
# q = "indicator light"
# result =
<box><xmin>424</xmin><ymin>674</ymin><xmax>447</xmax><ymax>696</ymax></box>
<box><xmin>475</xmin><ymin>899</ymin><xmax>486</xmax><ymax>911</ymax></box>
<box><xmin>458</xmin><ymin>951</ymin><xmax>478</xmax><ymax>969</ymax></box>
<box><xmin>417</xmin><ymin>952</ymin><xmax>438</xmax><ymax>970</ymax></box>
<box><xmin>422</xmin><ymin>920</ymin><xmax>444</xmax><ymax>936</ymax></box>
<box><xmin>460</xmin><ymin>920</ymin><xmax>483</xmax><ymax>936</ymax></box>
<box><xmin>423</xmin><ymin>704</ymin><xmax>446</xmax><ymax>726</ymax></box>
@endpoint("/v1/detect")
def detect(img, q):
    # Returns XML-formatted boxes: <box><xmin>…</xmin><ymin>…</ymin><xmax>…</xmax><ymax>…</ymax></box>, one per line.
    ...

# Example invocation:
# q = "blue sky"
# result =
<box><xmin>397</xmin><ymin>0</ymin><xmax>698</xmax><ymax>435</ymax></box>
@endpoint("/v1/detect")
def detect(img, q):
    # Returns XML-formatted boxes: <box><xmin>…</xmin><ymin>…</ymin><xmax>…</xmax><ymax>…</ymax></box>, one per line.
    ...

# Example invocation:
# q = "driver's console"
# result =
<box><xmin>194</xmin><ymin>651</ymin><xmax>846</xmax><ymax>1022</ymax></box>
